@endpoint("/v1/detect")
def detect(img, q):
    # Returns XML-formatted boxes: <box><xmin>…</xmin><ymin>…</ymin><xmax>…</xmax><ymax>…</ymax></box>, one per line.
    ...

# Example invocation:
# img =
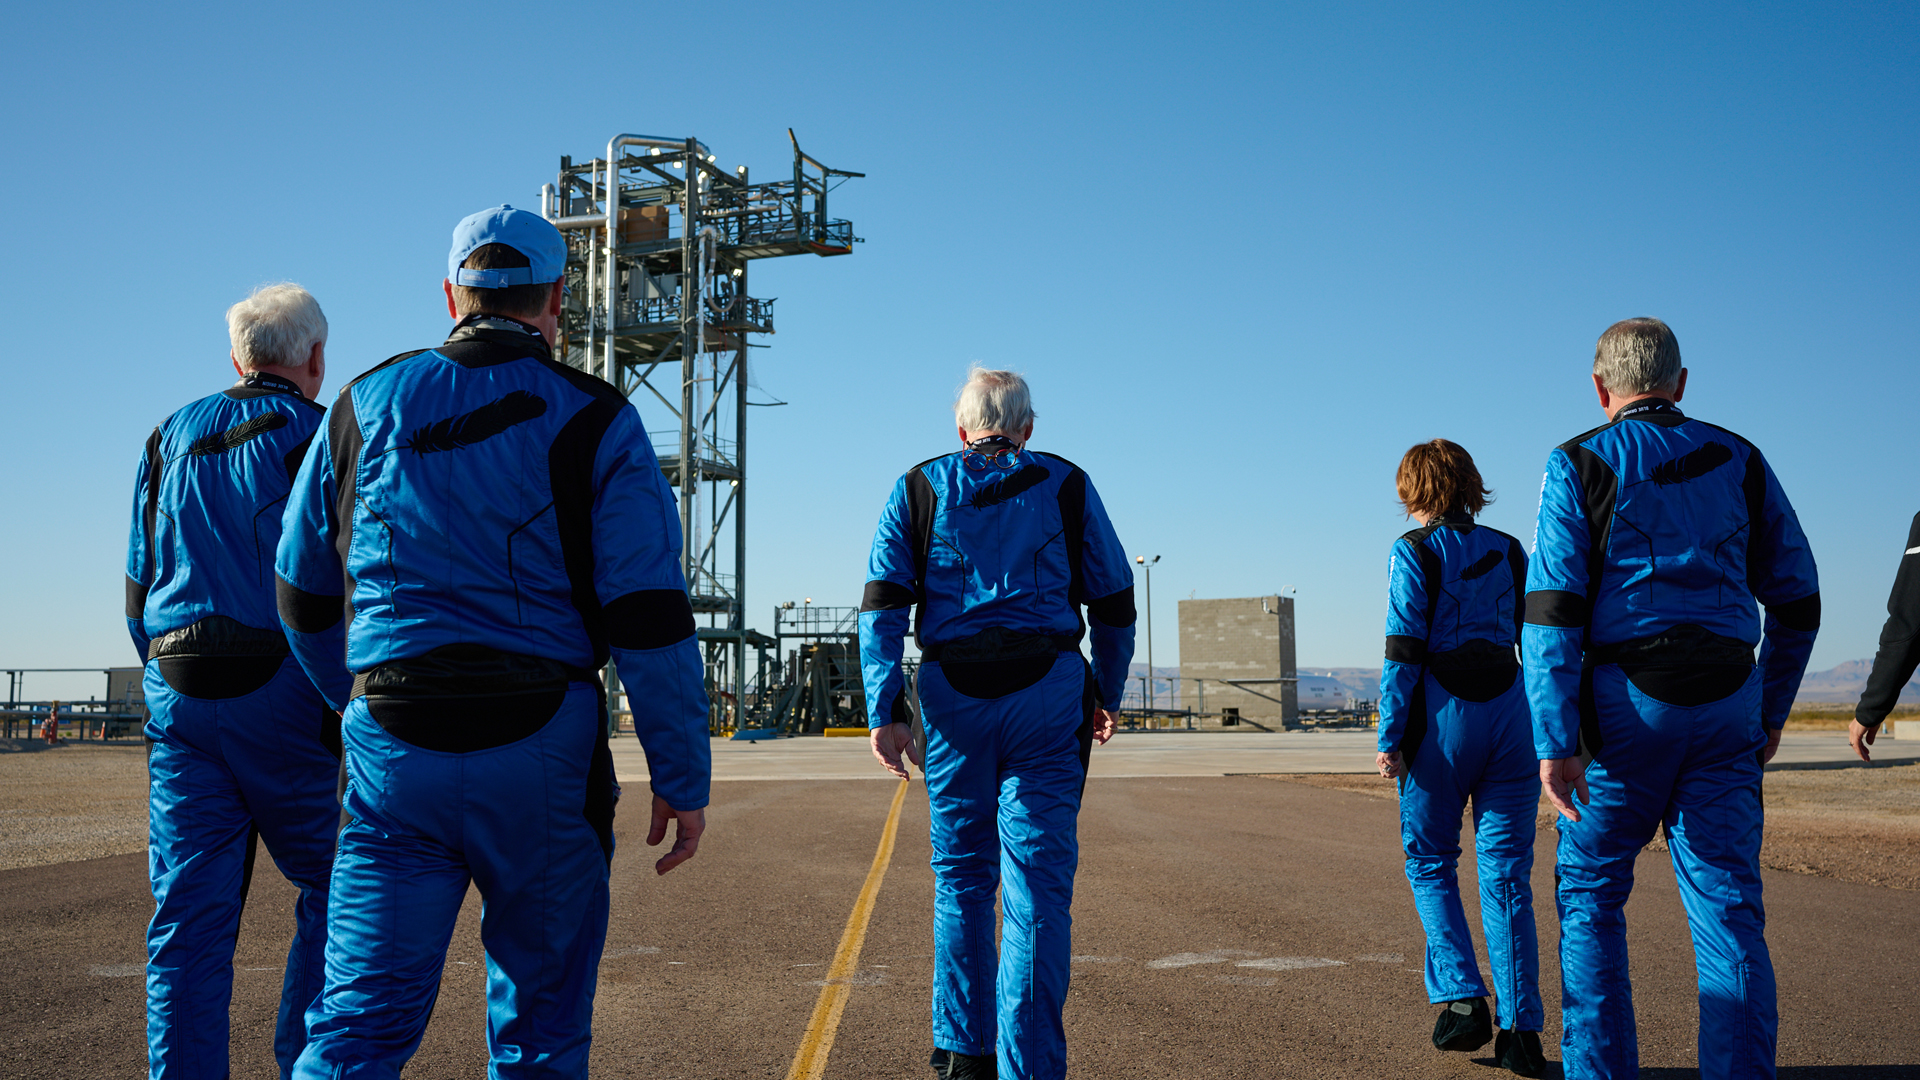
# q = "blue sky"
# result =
<box><xmin>1</xmin><ymin>2</ymin><xmax>1913</xmax><ymax>700</ymax></box>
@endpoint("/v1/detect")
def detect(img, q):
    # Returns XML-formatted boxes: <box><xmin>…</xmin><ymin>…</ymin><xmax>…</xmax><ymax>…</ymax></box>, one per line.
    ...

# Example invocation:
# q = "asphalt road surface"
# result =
<box><xmin>3</xmin><ymin>775</ymin><xmax>1916</xmax><ymax>1079</ymax></box>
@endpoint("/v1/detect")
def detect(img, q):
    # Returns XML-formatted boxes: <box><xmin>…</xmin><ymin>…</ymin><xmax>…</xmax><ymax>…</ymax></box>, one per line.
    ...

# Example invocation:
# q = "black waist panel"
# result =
<box><xmin>923</xmin><ymin>627</ymin><xmax>1079</xmax><ymax>701</ymax></box>
<box><xmin>1426</xmin><ymin>638</ymin><xmax>1520</xmax><ymax>704</ymax></box>
<box><xmin>1586</xmin><ymin>624</ymin><xmax>1756</xmax><ymax>707</ymax></box>
<box><xmin>352</xmin><ymin>643</ymin><xmax>599</xmax><ymax>699</ymax></box>
<box><xmin>149</xmin><ymin>615</ymin><xmax>290</xmax><ymax>660</ymax></box>
<box><xmin>1585</xmin><ymin>624</ymin><xmax>1755</xmax><ymax>669</ymax></box>
<box><xmin>157</xmin><ymin>656</ymin><xmax>287</xmax><ymax>700</ymax></box>
<box><xmin>355</xmin><ymin>644</ymin><xmax>599</xmax><ymax>753</ymax></box>
<box><xmin>1425</xmin><ymin>639</ymin><xmax>1519</xmax><ymax>672</ymax></box>
<box><xmin>921</xmin><ymin>626</ymin><xmax>1081</xmax><ymax>664</ymax></box>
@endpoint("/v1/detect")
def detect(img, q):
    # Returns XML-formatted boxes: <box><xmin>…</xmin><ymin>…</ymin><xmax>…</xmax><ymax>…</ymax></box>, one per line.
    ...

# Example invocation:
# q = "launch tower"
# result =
<box><xmin>540</xmin><ymin>131</ymin><xmax>862</xmax><ymax>732</ymax></box>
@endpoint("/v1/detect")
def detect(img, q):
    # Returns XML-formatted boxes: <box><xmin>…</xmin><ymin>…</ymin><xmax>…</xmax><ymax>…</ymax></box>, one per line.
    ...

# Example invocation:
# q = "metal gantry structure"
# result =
<box><xmin>539</xmin><ymin>130</ymin><xmax>861</xmax><ymax>732</ymax></box>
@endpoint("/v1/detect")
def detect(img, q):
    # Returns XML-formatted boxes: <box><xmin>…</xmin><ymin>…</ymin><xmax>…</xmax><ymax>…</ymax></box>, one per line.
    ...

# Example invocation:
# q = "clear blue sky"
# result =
<box><xmin>2</xmin><ymin>2</ymin><xmax>1913</xmax><ymax>700</ymax></box>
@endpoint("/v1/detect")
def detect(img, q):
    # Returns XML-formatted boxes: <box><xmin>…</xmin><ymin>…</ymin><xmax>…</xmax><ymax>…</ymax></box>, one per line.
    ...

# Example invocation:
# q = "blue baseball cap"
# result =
<box><xmin>447</xmin><ymin>205</ymin><xmax>567</xmax><ymax>287</ymax></box>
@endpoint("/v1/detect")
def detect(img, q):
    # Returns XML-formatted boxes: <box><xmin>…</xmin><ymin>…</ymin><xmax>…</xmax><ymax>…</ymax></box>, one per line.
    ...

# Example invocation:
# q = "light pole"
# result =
<box><xmin>1135</xmin><ymin>555</ymin><xmax>1160</xmax><ymax>710</ymax></box>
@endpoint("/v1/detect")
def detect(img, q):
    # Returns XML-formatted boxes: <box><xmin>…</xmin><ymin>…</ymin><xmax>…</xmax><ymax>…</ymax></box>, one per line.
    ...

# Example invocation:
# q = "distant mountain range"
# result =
<box><xmin>1792</xmin><ymin>659</ymin><xmax>1917</xmax><ymax>704</ymax></box>
<box><xmin>1132</xmin><ymin>662</ymin><xmax>1916</xmax><ymax>708</ymax></box>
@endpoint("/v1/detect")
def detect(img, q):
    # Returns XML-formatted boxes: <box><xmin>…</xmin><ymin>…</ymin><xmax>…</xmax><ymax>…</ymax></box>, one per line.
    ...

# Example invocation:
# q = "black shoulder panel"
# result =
<box><xmin>548</xmin><ymin>394</ymin><xmax>625</xmax><ymax>666</ymax></box>
<box><xmin>1500</xmin><ymin>529</ymin><xmax>1529</xmax><ymax>644</ymax></box>
<box><xmin>1058</xmin><ymin>467</ymin><xmax>1089</xmax><ymax>606</ymax></box>
<box><xmin>283</xmin><ymin>433</ymin><xmax>316</xmax><ymax>484</ymax></box>
<box><xmin>139</xmin><ymin>426</ymin><xmax>163</xmax><ymax>590</ymax></box>
<box><xmin>328</xmin><ymin>387</ymin><xmax>365</xmax><ymax>622</ymax></box>
<box><xmin>1032</xmin><ymin>450</ymin><xmax>1084</xmax><ymax>473</ymax></box>
<box><xmin>1739</xmin><ymin>443</ymin><xmax>1772</xmax><ymax>595</ymax></box>
<box><xmin>343</xmin><ymin>349</ymin><xmax>433</xmax><ymax>394</ymax></box>
<box><xmin>905</xmin><ymin>466</ymin><xmax>938</xmax><ymax>589</ymax></box>
<box><xmin>602</xmin><ymin>589</ymin><xmax>696</xmax><ymax>651</ymax></box>
<box><xmin>1398</xmin><ymin>524</ymin><xmax>1444</xmax><ymax>637</ymax></box>
<box><xmin>1563</xmin><ymin>444</ymin><xmax>1619</xmax><ymax>623</ymax></box>
<box><xmin>537</xmin><ymin>357</ymin><xmax>629</xmax><ymax>405</ymax></box>
<box><xmin>1688</xmin><ymin>421</ymin><xmax>1775</xmax><ymax>596</ymax></box>
<box><xmin>1557</xmin><ymin>418</ymin><xmax>1619</xmax><ymax>455</ymax></box>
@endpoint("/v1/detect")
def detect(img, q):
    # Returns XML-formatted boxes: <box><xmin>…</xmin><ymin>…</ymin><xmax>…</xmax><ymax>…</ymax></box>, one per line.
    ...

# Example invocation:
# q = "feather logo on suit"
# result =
<box><xmin>189</xmin><ymin>413</ymin><xmax>288</xmax><ymax>456</ymax></box>
<box><xmin>402</xmin><ymin>391</ymin><xmax>548</xmax><ymax>456</ymax></box>
<box><xmin>1649</xmin><ymin>441</ymin><xmax>1733</xmax><ymax>487</ymax></box>
<box><xmin>968</xmin><ymin>464</ymin><xmax>1051</xmax><ymax>509</ymax></box>
<box><xmin>1459</xmin><ymin>549</ymin><xmax>1505</xmax><ymax>581</ymax></box>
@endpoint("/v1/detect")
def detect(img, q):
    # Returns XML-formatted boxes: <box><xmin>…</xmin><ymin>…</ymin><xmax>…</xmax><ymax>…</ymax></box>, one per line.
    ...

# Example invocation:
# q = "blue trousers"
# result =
<box><xmin>1398</xmin><ymin>672</ymin><xmax>1542</xmax><ymax>1032</ymax></box>
<box><xmin>920</xmin><ymin>653</ymin><xmax>1092</xmax><ymax>1080</ymax></box>
<box><xmin>293</xmin><ymin>685</ymin><xmax>611</xmax><ymax>1080</ymax></box>
<box><xmin>145</xmin><ymin>656</ymin><xmax>341</xmax><ymax>1080</ymax></box>
<box><xmin>1557</xmin><ymin>664</ymin><xmax>1775</xmax><ymax>1080</ymax></box>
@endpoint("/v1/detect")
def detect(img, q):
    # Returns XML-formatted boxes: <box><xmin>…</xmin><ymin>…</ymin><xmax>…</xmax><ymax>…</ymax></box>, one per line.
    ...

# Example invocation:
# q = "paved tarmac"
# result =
<box><xmin>615</xmin><ymin>728</ymin><xmax>1920</xmax><ymax>783</ymax></box>
<box><xmin>4</xmin><ymin>767</ymin><xmax>1917</xmax><ymax>1077</ymax></box>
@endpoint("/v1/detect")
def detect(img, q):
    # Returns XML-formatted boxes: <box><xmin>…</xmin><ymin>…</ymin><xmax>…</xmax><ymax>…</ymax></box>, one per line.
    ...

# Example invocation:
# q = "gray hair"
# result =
<box><xmin>1593</xmin><ymin>317</ymin><xmax>1681</xmax><ymax>396</ymax></box>
<box><xmin>227</xmin><ymin>283</ymin><xmax>328</xmax><ymax>370</ymax></box>
<box><xmin>954</xmin><ymin>366</ymin><xmax>1036</xmax><ymax>434</ymax></box>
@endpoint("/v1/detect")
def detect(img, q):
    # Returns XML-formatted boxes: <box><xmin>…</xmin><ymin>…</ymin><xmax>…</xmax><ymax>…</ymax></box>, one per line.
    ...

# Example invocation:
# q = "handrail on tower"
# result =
<box><xmin>539</xmin><ymin>131</ymin><xmax>862</xmax><ymax>734</ymax></box>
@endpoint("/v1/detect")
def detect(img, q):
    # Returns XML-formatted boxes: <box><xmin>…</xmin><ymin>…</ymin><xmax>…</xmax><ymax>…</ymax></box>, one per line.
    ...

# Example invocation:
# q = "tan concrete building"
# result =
<box><xmin>1177</xmin><ymin>595</ymin><xmax>1296</xmax><ymax>727</ymax></box>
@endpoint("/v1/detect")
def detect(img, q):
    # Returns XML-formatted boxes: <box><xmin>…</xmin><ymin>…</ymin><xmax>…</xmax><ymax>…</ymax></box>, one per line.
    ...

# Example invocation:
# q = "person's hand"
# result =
<box><xmin>871</xmin><ymin>722</ymin><xmax>917</xmax><ymax>779</ymax></box>
<box><xmin>1091</xmin><ymin>708</ymin><xmax>1119</xmax><ymax>746</ymax></box>
<box><xmin>1850</xmin><ymin>719</ymin><xmax>1878</xmax><ymax>762</ymax></box>
<box><xmin>647</xmin><ymin>795</ymin><xmax>703</xmax><ymax>875</ymax></box>
<box><xmin>1541</xmin><ymin>757</ymin><xmax>1590</xmax><ymax>822</ymax></box>
<box><xmin>1761</xmin><ymin>726</ymin><xmax>1785</xmax><ymax>765</ymax></box>
<box><xmin>1376</xmin><ymin>750</ymin><xmax>1404</xmax><ymax>780</ymax></box>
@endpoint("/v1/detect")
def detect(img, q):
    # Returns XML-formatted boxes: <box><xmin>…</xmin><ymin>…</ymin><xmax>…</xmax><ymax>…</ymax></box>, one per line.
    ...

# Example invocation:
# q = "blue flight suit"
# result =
<box><xmin>1523</xmin><ymin>399</ymin><xmax>1819</xmax><ymax>1080</ymax></box>
<box><xmin>860</xmin><ymin>445</ymin><xmax>1134</xmax><ymax>1080</ymax></box>
<box><xmin>125</xmin><ymin>369</ymin><xmax>342</xmax><ymax>1080</ymax></box>
<box><xmin>1378</xmin><ymin>511</ymin><xmax>1541</xmax><ymax>1033</ymax></box>
<box><xmin>275</xmin><ymin>315</ymin><xmax>710</xmax><ymax>1079</ymax></box>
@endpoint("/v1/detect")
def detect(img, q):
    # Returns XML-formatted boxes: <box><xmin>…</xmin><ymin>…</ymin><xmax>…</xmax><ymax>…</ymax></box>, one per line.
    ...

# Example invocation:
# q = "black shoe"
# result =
<box><xmin>930</xmin><ymin>1048</ymin><xmax>997</xmax><ymax>1079</ymax></box>
<box><xmin>1494</xmin><ymin>1028</ymin><xmax>1546</xmax><ymax>1078</ymax></box>
<box><xmin>1431</xmin><ymin>997</ymin><xmax>1492</xmax><ymax>1052</ymax></box>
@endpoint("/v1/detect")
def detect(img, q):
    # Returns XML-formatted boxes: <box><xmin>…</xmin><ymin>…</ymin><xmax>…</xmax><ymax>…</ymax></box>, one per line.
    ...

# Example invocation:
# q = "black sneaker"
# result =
<box><xmin>930</xmin><ymin>1048</ymin><xmax>997</xmax><ymax>1079</ymax></box>
<box><xmin>1431</xmin><ymin>997</ymin><xmax>1492</xmax><ymax>1052</ymax></box>
<box><xmin>1494</xmin><ymin>1028</ymin><xmax>1546</xmax><ymax>1078</ymax></box>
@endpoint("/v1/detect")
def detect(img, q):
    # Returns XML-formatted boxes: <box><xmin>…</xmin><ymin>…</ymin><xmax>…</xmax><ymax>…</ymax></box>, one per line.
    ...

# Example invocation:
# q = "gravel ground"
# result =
<box><xmin>1266</xmin><ymin>762</ymin><xmax>1920</xmax><ymax>891</ymax></box>
<box><xmin>0</xmin><ymin>740</ymin><xmax>148</xmax><ymax>871</ymax></box>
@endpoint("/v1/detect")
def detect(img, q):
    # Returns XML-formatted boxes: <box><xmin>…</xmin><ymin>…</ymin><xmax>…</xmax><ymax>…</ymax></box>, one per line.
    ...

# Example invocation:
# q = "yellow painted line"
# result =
<box><xmin>822</xmin><ymin>727</ymin><xmax>869</xmax><ymax>737</ymax></box>
<box><xmin>784</xmin><ymin>778</ymin><xmax>911</xmax><ymax>1080</ymax></box>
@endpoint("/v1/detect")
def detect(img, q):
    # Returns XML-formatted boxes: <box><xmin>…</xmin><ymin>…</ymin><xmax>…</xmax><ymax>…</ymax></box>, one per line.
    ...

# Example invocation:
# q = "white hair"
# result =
<box><xmin>1593</xmin><ymin>317</ymin><xmax>1681</xmax><ymax>396</ymax></box>
<box><xmin>954</xmin><ymin>366</ymin><xmax>1035</xmax><ymax>434</ymax></box>
<box><xmin>227</xmin><ymin>283</ymin><xmax>328</xmax><ymax>370</ymax></box>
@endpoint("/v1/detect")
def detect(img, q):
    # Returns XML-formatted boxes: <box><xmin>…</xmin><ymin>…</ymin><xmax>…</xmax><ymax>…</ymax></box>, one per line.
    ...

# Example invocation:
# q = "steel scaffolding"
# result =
<box><xmin>540</xmin><ymin>131</ymin><xmax>860</xmax><ymax>733</ymax></box>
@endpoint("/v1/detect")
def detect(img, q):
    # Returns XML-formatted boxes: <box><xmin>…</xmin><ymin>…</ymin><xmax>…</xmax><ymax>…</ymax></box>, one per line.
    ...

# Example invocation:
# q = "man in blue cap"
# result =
<box><xmin>860</xmin><ymin>366</ymin><xmax>1135</xmax><ymax>1080</ymax></box>
<box><xmin>278</xmin><ymin>206</ymin><xmax>711</xmax><ymax>1078</ymax></box>
<box><xmin>1524</xmin><ymin>318</ymin><xmax>1819</xmax><ymax>1080</ymax></box>
<box><xmin>128</xmin><ymin>283</ymin><xmax>339</xmax><ymax>1079</ymax></box>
